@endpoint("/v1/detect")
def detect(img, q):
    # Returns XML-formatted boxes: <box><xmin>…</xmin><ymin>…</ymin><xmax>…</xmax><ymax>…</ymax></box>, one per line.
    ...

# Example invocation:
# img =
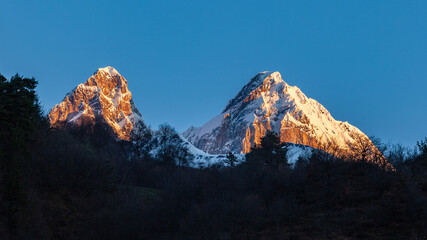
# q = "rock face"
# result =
<box><xmin>183</xmin><ymin>71</ymin><xmax>376</xmax><ymax>156</ymax></box>
<box><xmin>49</xmin><ymin>66</ymin><xmax>143</xmax><ymax>140</ymax></box>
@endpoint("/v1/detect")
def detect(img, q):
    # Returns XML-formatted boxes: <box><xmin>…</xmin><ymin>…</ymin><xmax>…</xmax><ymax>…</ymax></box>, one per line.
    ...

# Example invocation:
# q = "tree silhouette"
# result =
<box><xmin>246</xmin><ymin>131</ymin><xmax>288</xmax><ymax>166</ymax></box>
<box><xmin>130</xmin><ymin>121</ymin><xmax>153</xmax><ymax>160</ymax></box>
<box><xmin>226</xmin><ymin>152</ymin><xmax>237</xmax><ymax>167</ymax></box>
<box><xmin>155</xmin><ymin>123</ymin><xmax>192</xmax><ymax>166</ymax></box>
<box><xmin>0</xmin><ymin>73</ymin><xmax>45</xmax><ymax>234</ymax></box>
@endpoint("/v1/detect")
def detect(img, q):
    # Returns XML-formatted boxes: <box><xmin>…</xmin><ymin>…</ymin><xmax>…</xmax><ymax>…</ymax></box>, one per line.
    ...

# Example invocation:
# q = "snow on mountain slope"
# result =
<box><xmin>187</xmin><ymin>140</ymin><xmax>312</xmax><ymax>168</ymax></box>
<box><xmin>179</xmin><ymin>135</ymin><xmax>245</xmax><ymax>168</ymax></box>
<box><xmin>183</xmin><ymin>71</ymin><xmax>393</xmax><ymax>170</ymax></box>
<box><xmin>146</xmin><ymin>129</ymin><xmax>245</xmax><ymax>168</ymax></box>
<box><xmin>49</xmin><ymin>66</ymin><xmax>144</xmax><ymax>140</ymax></box>
<box><xmin>286</xmin><ymin>144</ymin><xmax>313</xmax><ymax>165</ymax></box>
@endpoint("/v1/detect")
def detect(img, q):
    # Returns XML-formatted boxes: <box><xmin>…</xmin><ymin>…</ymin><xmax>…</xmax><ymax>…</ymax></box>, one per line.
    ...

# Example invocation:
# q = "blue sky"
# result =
<box><xmin>1</xmin><ymin>0</ymin><xmax>426</xmax><ymax>147</ymax></box>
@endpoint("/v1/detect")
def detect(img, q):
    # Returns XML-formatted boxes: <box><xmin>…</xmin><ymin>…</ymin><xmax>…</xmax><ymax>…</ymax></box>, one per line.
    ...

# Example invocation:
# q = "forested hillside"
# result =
<box><xmin>1</xmin><ymin>74</ymin><xmax>426</xmax><ymax>239</ymax></box>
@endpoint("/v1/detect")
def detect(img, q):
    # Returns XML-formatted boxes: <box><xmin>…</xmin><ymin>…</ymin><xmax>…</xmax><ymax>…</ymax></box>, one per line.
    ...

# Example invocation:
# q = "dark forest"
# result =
<box><xmin>1</xmin><ymin>75</ymin><xmax>427</xmax><ymax>239</ymax></box>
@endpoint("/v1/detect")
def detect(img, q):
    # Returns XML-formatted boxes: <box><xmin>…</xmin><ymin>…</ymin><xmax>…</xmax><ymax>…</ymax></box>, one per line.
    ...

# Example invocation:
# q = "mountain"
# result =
<box><xmin>183</xmin><ymin>71</ymin><xmax>385</xmax><ymax>161</ymax></box>
<box><xmin>48</xmin><ymin>66</ymin><xmax>144</xmax><ymax>140</ymax></box>
<box><xmin>47</xmin><ymin>67</ymin><xmax>239</xmax><ymax>167</ymax></box>
<box><xmin>48</xmin><ymin>67</ymin><xmax>392</xmax><ymax>170</ymax></box>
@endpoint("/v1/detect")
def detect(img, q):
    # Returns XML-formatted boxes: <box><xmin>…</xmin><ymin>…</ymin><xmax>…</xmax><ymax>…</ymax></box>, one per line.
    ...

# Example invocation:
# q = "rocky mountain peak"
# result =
<box><xmin>223</xmin><ymin>71</ymin><xmax>284</xmax><ymax>113</ymax></box>
<box><xmin>85</xmin><ymin>66</ymin><xmax>128</xmax><ymax>96</ymax></box>
<box><xmin>183</xmin><ymin>71</ymin><xmax>393</xmax><ymax>170</ymax></box>
<box><xmin>49</xmin><ymin>66</ymin><xmax>143</xmax><ymax>140</ymax></box>
<box><xmin>97</xmin><ymin>66</ymin><xmax>120</xmax><ymax>76</ymax></box>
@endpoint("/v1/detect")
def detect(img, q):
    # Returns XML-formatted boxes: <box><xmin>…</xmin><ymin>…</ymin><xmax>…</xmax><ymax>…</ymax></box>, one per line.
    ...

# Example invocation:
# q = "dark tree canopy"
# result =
<box><xmin>0</xmin><ymin>74</ymin><xmax>45</xmax><ymax>138</ymax></box>
<box><xmin>155</xmin><ymin>123</ymin><xmax>192</xmax><ymax>166</ymax></box>
<box><xmin>245</xmin><ymin>131</ymin><xmax>288</xmax><ymax>166</ymax></box>
<box><xmin>226</xmin><ymin>152</ymin><xmax>237</xmax><ymax>167</ymax></box>
<box><xmin>0</xmin><ymin>73</ymin><xmax>46</xmax><ymax>235</ymax></box>
<box><xmin>418</xmin><ymin>138</ymin><xmax>427</xmax><ymax>158</ymax></box>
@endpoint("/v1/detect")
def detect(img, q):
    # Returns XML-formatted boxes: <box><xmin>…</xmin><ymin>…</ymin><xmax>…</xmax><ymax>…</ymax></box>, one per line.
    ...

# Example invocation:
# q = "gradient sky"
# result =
<box><xmin>1</xmin><ymin>0</ymin><xmax>426</xmax><ymax>147</ymax></box>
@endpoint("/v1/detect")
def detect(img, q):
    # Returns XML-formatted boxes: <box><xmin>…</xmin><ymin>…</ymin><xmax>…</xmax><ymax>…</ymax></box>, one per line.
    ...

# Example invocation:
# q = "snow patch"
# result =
<box><xmin>286</xmin><ymin>144</ymin><xmax>313</xmax><ymax>165</ymax></box>
<box><xmin>98</xmin><ymin>66</ymin><xmax>120</xmax><ymax>77</ymax></box>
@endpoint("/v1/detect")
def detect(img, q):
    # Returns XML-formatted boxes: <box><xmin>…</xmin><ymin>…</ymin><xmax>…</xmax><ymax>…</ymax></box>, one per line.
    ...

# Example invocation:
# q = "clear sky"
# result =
<box><xmin>1</xmin><ymin>0</ymin><xmax>426</xmax><ymax>147</ymax></box>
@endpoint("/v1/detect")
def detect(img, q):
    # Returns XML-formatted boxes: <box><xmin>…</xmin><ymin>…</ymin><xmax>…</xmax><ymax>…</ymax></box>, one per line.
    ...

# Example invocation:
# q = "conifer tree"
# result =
<box><xmin>245</xmin><ymin>131</ymin><xmax>288</xmax><ymax>167</ymax></box>
<box><xmin>226</xmin><ymin>152</ymin><xmax>237</xmax><ymax>167</ymax></box>
<box><xmin>0</xmin><ymin>73</ymin><xmax>45</xmax><ymax>233</ymax></box>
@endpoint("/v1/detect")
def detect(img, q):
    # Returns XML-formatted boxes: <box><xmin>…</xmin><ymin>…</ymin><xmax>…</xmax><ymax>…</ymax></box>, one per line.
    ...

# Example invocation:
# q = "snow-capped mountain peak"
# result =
<box><xmin>183</xmin><ymin>71</ymin><xmax>388</xmax><ymax>168</ymax></box>
<box><xmin>49</xmin><ymin>66</ymin><xmax>143</xmax><ymax>140</ymax></box>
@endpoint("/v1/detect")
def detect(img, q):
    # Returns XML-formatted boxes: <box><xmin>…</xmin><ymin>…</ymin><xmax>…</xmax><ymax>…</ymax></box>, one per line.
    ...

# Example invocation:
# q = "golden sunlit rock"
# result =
<box><xmin>48</xmin><ymin>66</ymin><xmax>143</xmax><ymax>141</ymax></box>
<box><xmin>183</xmin><ymin>71</ymin><xmax>394</xmax><ymax>170</ymax></box>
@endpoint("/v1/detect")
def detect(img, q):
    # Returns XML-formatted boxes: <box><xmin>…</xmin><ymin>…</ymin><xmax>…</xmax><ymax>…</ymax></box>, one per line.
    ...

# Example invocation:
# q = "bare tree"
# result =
<box><xmin>130</xmin><ymin>121</ymin><xmax>153</xmax><ymax>160</ymax></box>
<box><xmin>155</xmin><ymin>123</ymin><xmax>192</xmax><ymax>166</ymax></box>
<box><xmin>349</xmin><ymin>132</ymin><xmax>394</xmax><ymax>171</ymax></box>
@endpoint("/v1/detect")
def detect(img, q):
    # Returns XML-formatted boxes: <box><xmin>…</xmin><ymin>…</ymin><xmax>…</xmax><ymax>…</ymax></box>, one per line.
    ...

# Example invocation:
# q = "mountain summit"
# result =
<box><xmin>49</xmin><ymin>66</ymin><xmax>143</xmax><ymax>140</ymax></box>
<box><xmin>183</xmin><ymin>71</ymin><xmax>379</xmax><ymax>157</ymax></box>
